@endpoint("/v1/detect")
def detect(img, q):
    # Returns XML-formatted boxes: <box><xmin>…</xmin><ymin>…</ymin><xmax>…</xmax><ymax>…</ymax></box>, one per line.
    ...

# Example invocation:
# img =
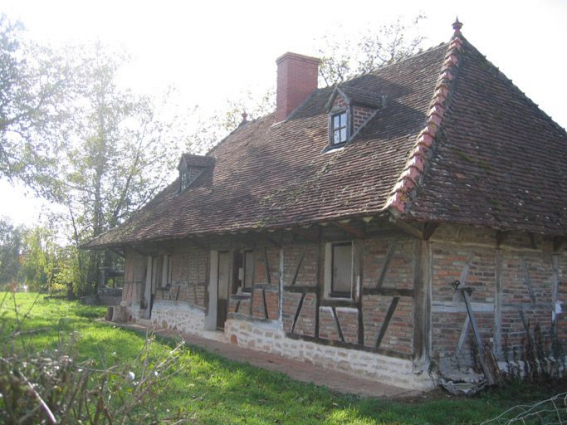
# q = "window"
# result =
<box><xmin>179</xmin><ymin>167</ymin><xmax>203</xmax><ymax>192</ymax></box>
<box><xmin>325</xmin><ymin>242</ymin><xmax>353</xmax><ymax>298</ymax></box>
<box><xmin>331</xmin><ymin>111</ymin><xmax>348</xmax><ymax>146</ymax></box>
<box><xmin>243</xmin><ymin>250</ymin><xmax>254</xmax><ymax>290</ymax></box>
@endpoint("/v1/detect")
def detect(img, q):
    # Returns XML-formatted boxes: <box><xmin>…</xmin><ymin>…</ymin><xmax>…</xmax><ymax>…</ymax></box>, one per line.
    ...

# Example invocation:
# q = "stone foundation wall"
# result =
<box><xmin>148</xmin><ymin>301</ymin><xmax>206</xmax><ymax>336</ymax></box>
<box><xmin>224</xmin><ymin>319</ymin><xmax>433</xmax><ymax>390</ymax></box>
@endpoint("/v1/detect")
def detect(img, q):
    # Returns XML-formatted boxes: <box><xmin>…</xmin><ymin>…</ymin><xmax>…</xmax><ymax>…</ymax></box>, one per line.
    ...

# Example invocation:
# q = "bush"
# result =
<box><xmin>0</xmin><ymin>293</ymin><xmax>192</xmax><ymax>424</ymax></box>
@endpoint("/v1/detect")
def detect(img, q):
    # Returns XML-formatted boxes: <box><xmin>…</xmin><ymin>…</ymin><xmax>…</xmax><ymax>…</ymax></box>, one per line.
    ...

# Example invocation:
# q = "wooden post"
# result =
<box><xmin>494</xmin><ymin>249</ymin><xmax>503</xmax><ymax>358</ymax></box>
<box><xmin>413</xmin><ymin>240</ymin><xmax>431</xmax><ymax>363</ymax></box>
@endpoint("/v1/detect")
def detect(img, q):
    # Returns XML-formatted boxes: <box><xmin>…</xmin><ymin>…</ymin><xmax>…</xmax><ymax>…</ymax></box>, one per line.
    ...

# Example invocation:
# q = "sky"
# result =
<box><xmin>2</xmin><ymin>0</ymin><xmax>567</xmax><ymax>227</ymax></box>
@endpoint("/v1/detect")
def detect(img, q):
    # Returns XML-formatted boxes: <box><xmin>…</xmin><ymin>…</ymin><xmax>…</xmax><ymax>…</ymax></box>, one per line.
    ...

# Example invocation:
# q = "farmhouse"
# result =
<box><xmin>85</xmin><ymin>21</ymin><xmax>567</xmax><ymax>390</ymax></box>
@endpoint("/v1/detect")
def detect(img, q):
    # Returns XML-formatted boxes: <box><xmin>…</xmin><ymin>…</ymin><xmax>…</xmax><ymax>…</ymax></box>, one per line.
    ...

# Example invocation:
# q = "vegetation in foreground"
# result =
<box><xmin>0</xmin><ymin>293</ymin><xmax>563</xmax><ymax>424</ymax></box>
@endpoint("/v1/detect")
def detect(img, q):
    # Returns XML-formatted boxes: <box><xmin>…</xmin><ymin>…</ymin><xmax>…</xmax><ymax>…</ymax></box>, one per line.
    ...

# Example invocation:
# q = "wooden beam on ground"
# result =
<box><xmin>334</xmin><ymin>221</ymin><xmax>366</xmax><ymax>239</ymax></box>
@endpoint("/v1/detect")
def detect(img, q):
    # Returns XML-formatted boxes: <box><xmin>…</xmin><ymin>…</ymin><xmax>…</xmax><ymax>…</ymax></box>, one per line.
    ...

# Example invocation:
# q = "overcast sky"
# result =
<box><xmin>2</xmin><ymin>0</ymin><xmax>567</xmax><ymax>226</ymax></box>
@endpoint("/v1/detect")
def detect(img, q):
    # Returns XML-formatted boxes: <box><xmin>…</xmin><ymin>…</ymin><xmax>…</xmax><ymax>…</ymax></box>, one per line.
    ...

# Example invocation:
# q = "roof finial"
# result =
<box><xmin>452</xmin><ymin>17</ymin><xmax>463</xmax><ymax>36</ymax></box>
<box><xmin>240</xmin><ymin>111</ymin><xmax>248</xmax><ymax>126</ymax></box>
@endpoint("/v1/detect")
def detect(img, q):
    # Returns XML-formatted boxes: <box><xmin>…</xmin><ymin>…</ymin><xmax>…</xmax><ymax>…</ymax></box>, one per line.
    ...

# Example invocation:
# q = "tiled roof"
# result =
<box><xmin>405</xmin><ymin>39</ymin><xmax>567</xmax><ymax>235</ymax></box>
<box><xmin>85</xmin><ymin>30</ymin><xmax>567</xmax><ymax>249</ymax></box>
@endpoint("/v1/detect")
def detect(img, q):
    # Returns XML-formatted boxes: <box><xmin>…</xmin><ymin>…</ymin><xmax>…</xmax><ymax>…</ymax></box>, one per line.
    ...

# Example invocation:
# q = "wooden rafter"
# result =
<box><xmin>290</xmin><ymin>227</ymin><xmax>319</xmax><ymax>243</ymax></box>
<box><xmin>334</xmin><ymin>221</ymin><xmax>366</xmax><ymax>239</ymax></box>
<box><xmin>257</xmin><ymin>232</ymin><xmax>281</xmax><ymax>248</ymax></box>
<box><xmin>423</xmin><ymin>222</ymin><xmax>439</xmax><ymax>240</ymax></box>
<box><xmin>495</xmin><ymin>230</ymin><xmax>508</xmax><ymax>248</ymax></box>
<box><xmin>390</xmin><ymin>218</ymin><xmax>423</xmax><ymax>239</ymax></box>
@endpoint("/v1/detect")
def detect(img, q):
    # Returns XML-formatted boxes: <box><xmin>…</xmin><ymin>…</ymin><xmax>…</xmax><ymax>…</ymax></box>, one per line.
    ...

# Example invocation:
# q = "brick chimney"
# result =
<box><xmin>276</xmin><ymin>52</ymin><xmax>320</xmax><ymax>122</ymax></box>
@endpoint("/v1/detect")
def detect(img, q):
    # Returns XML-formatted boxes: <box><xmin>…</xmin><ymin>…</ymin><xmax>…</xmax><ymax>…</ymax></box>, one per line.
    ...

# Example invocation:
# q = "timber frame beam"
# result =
<box><xmin>333</xmin><ymin>221</ymin><xmax>366</xmax><ymax>239</ymax></box>
<box><xmin>390</xmin><ymin>217</ymin><xmax>440</xmax><ymax>240</ymax></box>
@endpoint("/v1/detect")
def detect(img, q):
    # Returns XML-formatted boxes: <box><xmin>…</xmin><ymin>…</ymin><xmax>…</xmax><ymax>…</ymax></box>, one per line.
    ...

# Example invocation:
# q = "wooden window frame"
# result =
<box><xmin>325</xmin><ymin>241</ymin><xmax>354</xmax><ymax>299</ymax></box>
<box><xmin>329</xmin><ymin>110</ymin><xmax>349</xmax><ymax>147</ymax></box>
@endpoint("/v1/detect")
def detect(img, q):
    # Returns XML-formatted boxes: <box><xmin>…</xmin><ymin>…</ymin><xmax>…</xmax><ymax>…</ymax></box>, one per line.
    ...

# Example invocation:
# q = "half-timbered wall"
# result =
<box><xmin>119</xmin><ymin>221</ymin><xmax>566</xmax><ymax>387</ymax></box>
<box><xmin>155</xmin><ymin>246</ymin><xmax>208</xmax><ymax>309</ymax></box>
<box><xmin>281</xmin><ymin>234</ymin><xmax>418</xmax><ymax>360</ymax></box>
<box><xmin>429</xmin><ymin>224</ymin><xmax>566</xmax><ymax>375</ymax></box>
<box><xmin>228</xmin><ymin>246</ymin><xmax>281</xmax><ymax>321</ymax></box>
<box><xmin>122</xmin><ymin>249</ymin><xmax>146</xmax><ymax>313</ymax></box>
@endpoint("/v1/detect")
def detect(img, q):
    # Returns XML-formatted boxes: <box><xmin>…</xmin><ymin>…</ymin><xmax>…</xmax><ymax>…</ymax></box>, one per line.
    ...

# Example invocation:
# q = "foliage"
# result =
<box><xmin>188</xmin><ymin>16</ymin><xmax>426</xmax><ymax>152</ymax></box>
<box><xmin>3</xmin><ymin>293</ymin><xmax>564</xmax><ymax>425</ymax></box>
<box><xmin>0</xmin><ymin>216</ymin><xmax>23</xmax><ymax>286</ymax></box>
<box><xmin>19</xmin><ymin>225</ymin><xmax>61</xmax><ymax>293</ymax></box>
<box><xmin>187</xmin><ymin>88</ymin><xmax>275</xmax><ymax>155</ymax></box>
<box><xmin>0</xmin><ymin>293</ymin><xmax>189</xmax><ymax>424</ymax></box>
<box><xmin>318</xmin><ymin>15</ymin><xmax>426</xmax><ymax>86</ymax></box>
<box><xmin>0</xmin><ymin>14</ymin><xmax>72</xmax><ymax>195</ymax></box>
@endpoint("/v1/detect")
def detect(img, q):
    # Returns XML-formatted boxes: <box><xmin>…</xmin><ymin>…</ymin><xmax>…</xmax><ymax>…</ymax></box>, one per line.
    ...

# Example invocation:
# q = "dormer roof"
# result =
<box><xmin>177</xmin><ymin>154</ymin><xmax>215</xmax><ymax>170</ymax></box>
<box><xmin>325</xmin><ymin>86</ymin><xmax>385</xmax><ymax>112</ymax></box>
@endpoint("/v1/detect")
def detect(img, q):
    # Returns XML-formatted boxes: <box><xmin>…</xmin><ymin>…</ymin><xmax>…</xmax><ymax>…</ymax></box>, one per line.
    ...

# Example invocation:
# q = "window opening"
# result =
<box><xmin>331</xmin><ymin>111</ymin><xmax>348</xmax><ymax>145</ymax></box>
<box><xmin>330</xmin><ymin>242</ymin><xmax>352</xmax><ymax>298</ymax></box>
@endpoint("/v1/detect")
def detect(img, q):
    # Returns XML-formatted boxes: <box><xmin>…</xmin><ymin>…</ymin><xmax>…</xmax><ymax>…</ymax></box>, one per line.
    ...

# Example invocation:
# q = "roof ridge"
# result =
<box><xmin>385</xmin><ymin>33</ymin><xmax>465</xmax><ymax>215</ymax></box>
<box><xmin>337</xmin><ymin>43</ymin><xmax>449</xmax><ymax>86</ymax></box>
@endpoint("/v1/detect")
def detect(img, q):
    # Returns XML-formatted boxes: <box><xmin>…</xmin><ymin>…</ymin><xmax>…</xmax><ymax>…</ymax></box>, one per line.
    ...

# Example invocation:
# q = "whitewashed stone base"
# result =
<box><xmin>149</xmin><ymin>301</ymin><xmax>205</xmax><ymax>333</ymax></box>
<box><xmin>224</xmin><ymin>319</ymin><xmax>434</xmax><ymax>390</ymax></box>
<box><xmin>122</xmin><ymin>302</ymin><xmax>432</xmax><ymax>390</ymax></box>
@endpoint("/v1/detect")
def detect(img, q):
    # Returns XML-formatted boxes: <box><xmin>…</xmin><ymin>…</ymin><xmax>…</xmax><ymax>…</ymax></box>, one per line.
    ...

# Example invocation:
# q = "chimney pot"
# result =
<box><xmin>276</xmin><ymin>52</ymin><xmax>320</xmax><ymax>122</ymax></box>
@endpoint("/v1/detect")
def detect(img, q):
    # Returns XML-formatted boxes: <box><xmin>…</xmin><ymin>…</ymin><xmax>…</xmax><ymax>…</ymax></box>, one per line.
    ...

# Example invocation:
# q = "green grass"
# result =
<box><xmin>0</xmin><ymin>293</ymin><xmax>560</xmax><ymax>424</ymax></box>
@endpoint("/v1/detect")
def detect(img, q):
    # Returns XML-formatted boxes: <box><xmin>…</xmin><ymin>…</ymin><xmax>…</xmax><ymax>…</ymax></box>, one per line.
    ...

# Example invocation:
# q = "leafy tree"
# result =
<box><xmin>0</xmin><ymin>217</ymin><xmax>23</xmax><ymax>287</ymax></box>
<box><xmin>0</xmin><ymin>14</ymin><xmax>72</xmax><ymax>195</ymax></box>
<box><xmin>189</xmin><ymin>16</ymin><xmax>426</xmax><ymax>150</ymax></box>
<box><xmin>19</xmin><ymin>225</ymin><xmax>60</xmax><ymax>292</ymax></box>
<box><xmin>54</xmin><ymin>44</ymin><xmax>187</xmax><ymax>295</ymax></box>
<box><xmin>318</xmin><ymin>15</ymin><xmax>426</xmax><ymax>86</ymax></box>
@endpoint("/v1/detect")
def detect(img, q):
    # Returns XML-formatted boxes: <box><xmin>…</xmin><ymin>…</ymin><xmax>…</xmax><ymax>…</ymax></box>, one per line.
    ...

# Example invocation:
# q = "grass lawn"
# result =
<box><xmin>0</xmin><ymin>292</ymin><xmax>561</xmax><ymax>424</ymax></box>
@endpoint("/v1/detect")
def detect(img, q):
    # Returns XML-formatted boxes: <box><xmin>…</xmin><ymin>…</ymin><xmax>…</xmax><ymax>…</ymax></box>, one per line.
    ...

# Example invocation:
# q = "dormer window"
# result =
<box><xmin>177</xmin><ymin>153</ymin><xmax>215</xmax><ymax>193</ymax></box>
<box><xmin>180</xmin><ymin>167</ymin><xmax>203</xmax><ymax>192</ymax></box>
<box><xmin>331</xmin><ymin>111</ymin><xmax>348</xmax><ymax>146</ymax></box>
<box><xmin>324</xmin><ymin>86</ymin><xmax>386</xmax><ymax>151</ymax></box>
